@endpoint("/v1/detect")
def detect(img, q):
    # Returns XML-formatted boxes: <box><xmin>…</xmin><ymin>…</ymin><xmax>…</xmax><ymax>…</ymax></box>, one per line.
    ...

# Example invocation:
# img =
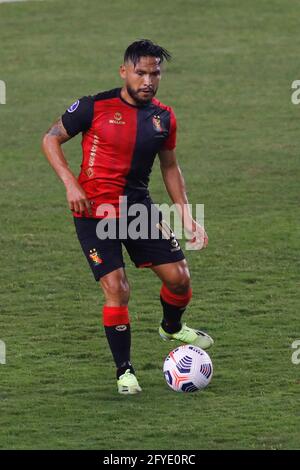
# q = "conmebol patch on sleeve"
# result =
<box><xmin>67</xmin><ymin>100</ymin><xmax>80</xmax><ymax>113</ymax></box>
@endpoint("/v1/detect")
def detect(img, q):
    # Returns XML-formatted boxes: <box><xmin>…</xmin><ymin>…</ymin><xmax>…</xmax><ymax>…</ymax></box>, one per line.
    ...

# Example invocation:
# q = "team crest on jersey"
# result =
<box><xmin>89</xmin><ymin>249</ymin><xmax>103</xmax><ymax>265</ymax></box>
<box><xmin>67</xmin><ymin>100</ymin><xmax>80</xmax><ymax>113</ymax></box>
<box><xmin>152</xmin><ymin>115</ymin><xmax>163</xmax><ymax>132</ymax></box>
<box><xmin>85</xmin><ymin>168</ymin><xmax>94</xmax><ymax>178</ymax></box>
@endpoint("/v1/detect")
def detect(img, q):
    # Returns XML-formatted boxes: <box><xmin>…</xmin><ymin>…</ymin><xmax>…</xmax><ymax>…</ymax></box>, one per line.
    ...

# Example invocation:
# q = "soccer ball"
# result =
<box><xmin>163</xmin><ymin>345</ymin><xmax>213</xmax><ymax>392</ymax></box>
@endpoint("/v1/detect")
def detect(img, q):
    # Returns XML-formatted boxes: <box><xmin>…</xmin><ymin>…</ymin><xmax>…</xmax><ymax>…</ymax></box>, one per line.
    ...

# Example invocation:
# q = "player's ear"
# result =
<box><xmin>119</xmin><ymin>64</ymin><xmax>126</xmax><ymax>80</ymax></box>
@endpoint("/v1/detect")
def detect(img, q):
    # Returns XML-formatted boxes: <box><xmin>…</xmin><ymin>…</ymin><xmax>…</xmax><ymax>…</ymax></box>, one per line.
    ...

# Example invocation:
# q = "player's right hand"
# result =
<box><xmin>184</xmin><ymin>219</ymin><xmax>208</xmax><ymax>251</ymax></box>
<box><xmin>66</xmin><ymin>181</ymin><xmax>92</xmax><ymax>216</ymax></box>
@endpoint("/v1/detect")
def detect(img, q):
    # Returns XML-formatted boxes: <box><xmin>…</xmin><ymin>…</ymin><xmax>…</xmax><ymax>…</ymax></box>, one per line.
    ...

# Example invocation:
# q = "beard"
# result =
<box><xmin>126</xmin><ymin>84</ymin><xmax>157</xmax><ymax>105</ymax></box>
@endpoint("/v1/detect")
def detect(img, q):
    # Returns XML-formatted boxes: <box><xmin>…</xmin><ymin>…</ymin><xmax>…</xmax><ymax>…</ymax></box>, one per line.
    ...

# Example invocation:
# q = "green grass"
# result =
<box><xmin>0</xmin><ymin>0</ymin><xmax>299</xmax><ymax>450</ymax></box>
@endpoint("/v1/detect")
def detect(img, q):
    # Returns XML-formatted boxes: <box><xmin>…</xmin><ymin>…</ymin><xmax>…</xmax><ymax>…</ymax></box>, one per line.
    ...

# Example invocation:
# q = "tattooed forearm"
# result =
<box><xmin>45</xmin><ymin>118</ymin><xmax>71</xmax><ymax>143</ymax></box>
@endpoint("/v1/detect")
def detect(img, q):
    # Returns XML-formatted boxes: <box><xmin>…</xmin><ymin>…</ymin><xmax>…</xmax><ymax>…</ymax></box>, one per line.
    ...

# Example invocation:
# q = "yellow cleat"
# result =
<box><xmin>159</xmin><ymin>323</ymin><xmax>214</xmax><ymax>350</ymax></box>
<box><xmin>117</xmin><ymin>369</ymin><xmax>142</xmax><ymax>395</ymax></box>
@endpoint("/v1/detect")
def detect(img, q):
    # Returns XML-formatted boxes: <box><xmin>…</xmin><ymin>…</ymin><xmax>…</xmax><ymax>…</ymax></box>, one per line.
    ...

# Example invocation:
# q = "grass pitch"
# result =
<box><xmin>0</xmin><ymin>0</ymin><xmax>299</xmax><ymax>450</ymax></box>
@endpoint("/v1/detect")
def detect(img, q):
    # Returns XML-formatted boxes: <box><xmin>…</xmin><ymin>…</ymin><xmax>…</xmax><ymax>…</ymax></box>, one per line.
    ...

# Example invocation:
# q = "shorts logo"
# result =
<box><xmin>67</xmin><ymin>100</ymin><xmax>80</xmax><ymax>113</ymax></box>
<box><xmin>170</xmin><ymin>236</ymin><xmax>180</xmax><ymax>251</ymax></box>
<box><xmin>89</xmin><ymin>248</ymin><xmax>103</xmax><ymax>265</ymax></box>
<box><xmin>157</xmin><ymin>220</ymin><xmax>181</xmax><ymax>252</ymax></box>
<box><xmin>153</xmin><ymin>115</ymin><xmax>163</xmax><ymax>132</ymax></box>
<box><xmin>115</xmin><ymin>325</ymin><xmax>127</xmax><ymax>332</ymax></box>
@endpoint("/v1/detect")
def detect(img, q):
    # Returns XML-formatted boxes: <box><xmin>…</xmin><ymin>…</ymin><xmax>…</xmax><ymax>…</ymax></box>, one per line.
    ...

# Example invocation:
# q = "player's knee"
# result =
<box><xmin>100</xmin><ymin>278</ymin><xmax>130</xmax><ymax>304</ymax></box>
<box><xmin>161</xmin><ymin>280</ymin><xmax>192</xmax><ymax>308</ymax></box>
<box><xmin>165</xmin><ymin>268</ymin><xmax>191</xmax><ymax>295</ymax></box>
<box><xmin>167</xmin><ymin>280</ymin><xmax>191</xmax><ymax>296</ymax></box>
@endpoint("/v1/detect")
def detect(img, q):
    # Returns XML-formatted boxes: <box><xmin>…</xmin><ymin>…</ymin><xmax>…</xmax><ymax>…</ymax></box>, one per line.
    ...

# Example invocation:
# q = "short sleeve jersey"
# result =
<box><xmin>61</xmin><ymin>88</ymin><xmax>177</xmax><ymax>218</ymax></box>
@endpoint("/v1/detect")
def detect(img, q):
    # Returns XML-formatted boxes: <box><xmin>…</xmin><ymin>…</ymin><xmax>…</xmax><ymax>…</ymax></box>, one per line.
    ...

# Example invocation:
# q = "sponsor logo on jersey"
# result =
<box><xmin>89</xmin><ymin>248</ymin><xmax>103</xmax><ymax>265</ymax></box>
<box><xmin>109</xmin><ymin>112</ymin><xmax>125</xmax><ymax>125</ymax></box>
<box><xmin>67</xmin><ymin>100</ymin><xmax>80</xmax><ymax>113</ymax></box>
<box><xmin>88</xmin><ymin>134</ymin><xmax>99</xmax><ymax>168</ymax></box>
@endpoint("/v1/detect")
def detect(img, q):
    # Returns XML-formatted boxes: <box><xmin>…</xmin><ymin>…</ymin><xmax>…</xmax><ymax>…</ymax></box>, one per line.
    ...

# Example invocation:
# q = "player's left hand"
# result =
<box><xmin>184</xmin><ymin>219</ymin><xmax>208</xmax><ymax>251</ymax></box>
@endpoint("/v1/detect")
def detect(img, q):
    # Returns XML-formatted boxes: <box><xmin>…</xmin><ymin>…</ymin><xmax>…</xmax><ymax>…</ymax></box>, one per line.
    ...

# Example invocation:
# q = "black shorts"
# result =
<box><xmin>74</xmin><ymin>197</ymin><xmax>185</xmax><ymax>281</ymax></box>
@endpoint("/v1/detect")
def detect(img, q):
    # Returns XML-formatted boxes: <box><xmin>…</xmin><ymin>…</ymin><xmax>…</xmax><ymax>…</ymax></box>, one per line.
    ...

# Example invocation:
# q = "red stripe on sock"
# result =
<box><xmin>102</xmin><ymin>305</ymin><xmax>129</xmax><ymax>326</ymax></box>
<box><xmin>160</xmin><ymin>284</ymin><xmax>192</xmax><ymax>307</ymax></box>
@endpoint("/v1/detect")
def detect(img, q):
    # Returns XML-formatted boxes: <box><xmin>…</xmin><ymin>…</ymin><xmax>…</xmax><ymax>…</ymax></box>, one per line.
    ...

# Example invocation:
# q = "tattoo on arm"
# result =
<box><xmin>45</xmin><ymin>118</ymin><xmax>71</xmax><ymax>143</ymax></box>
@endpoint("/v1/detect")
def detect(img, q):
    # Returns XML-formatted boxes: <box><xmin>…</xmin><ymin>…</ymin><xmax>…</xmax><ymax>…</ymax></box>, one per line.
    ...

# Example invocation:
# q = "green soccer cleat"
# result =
<box><xmin>117</xmin><ymin>369</ymin><xmax>142</xmax><ymax>395</ymax></box>
<box><xmin>159</xmin><ymin>323</ymin><xmax>214</xmax><ymax>350</ymax></box>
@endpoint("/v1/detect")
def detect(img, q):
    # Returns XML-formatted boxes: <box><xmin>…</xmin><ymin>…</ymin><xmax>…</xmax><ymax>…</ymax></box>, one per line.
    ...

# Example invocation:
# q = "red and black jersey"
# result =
<box><xmin>61</xmin><ymin>88</ymin><xmax>176</xmax><ymax>218</ymax></box>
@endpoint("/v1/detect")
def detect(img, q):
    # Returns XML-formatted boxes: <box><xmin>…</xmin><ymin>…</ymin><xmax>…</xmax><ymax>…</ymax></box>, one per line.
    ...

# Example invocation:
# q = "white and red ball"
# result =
<box><xmin>163</xmin><ymin>345</ymin><xmax>213</xmax><ymax>392</ymax></box>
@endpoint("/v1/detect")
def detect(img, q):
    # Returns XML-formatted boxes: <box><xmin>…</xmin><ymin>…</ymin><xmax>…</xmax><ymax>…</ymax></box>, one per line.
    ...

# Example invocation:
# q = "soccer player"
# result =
<box><xmin>42</xmin><ymin>39</ymin><xmax>213</xmax><ymax>395</ymax></box>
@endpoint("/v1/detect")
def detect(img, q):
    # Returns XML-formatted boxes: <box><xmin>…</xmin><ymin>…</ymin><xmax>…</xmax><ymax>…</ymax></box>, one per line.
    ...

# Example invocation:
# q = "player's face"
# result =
<box><xmin>120</xmin><ymin>56</ymin><xmax>161</xmax><ymax>105</ymax></box>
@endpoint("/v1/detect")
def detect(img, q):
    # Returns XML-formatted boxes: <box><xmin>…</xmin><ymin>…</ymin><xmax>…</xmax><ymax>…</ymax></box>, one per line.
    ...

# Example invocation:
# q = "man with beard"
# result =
<box><xmin>42</xmin><ymin>39</ymin><xmax>213</xmax><ymax>395</ymax></box>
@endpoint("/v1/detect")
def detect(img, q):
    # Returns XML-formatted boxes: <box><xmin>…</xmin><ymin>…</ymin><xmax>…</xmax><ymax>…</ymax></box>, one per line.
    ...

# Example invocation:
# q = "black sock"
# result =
<box><xmin>160</xmin><ymin>296</ymin><xmax>186</xmax><ymax>334</ymax></box>
<box><xmin>104</xmin><ymin>324</ymin><xmax>134</xmax><ymax>379</ymax></box>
